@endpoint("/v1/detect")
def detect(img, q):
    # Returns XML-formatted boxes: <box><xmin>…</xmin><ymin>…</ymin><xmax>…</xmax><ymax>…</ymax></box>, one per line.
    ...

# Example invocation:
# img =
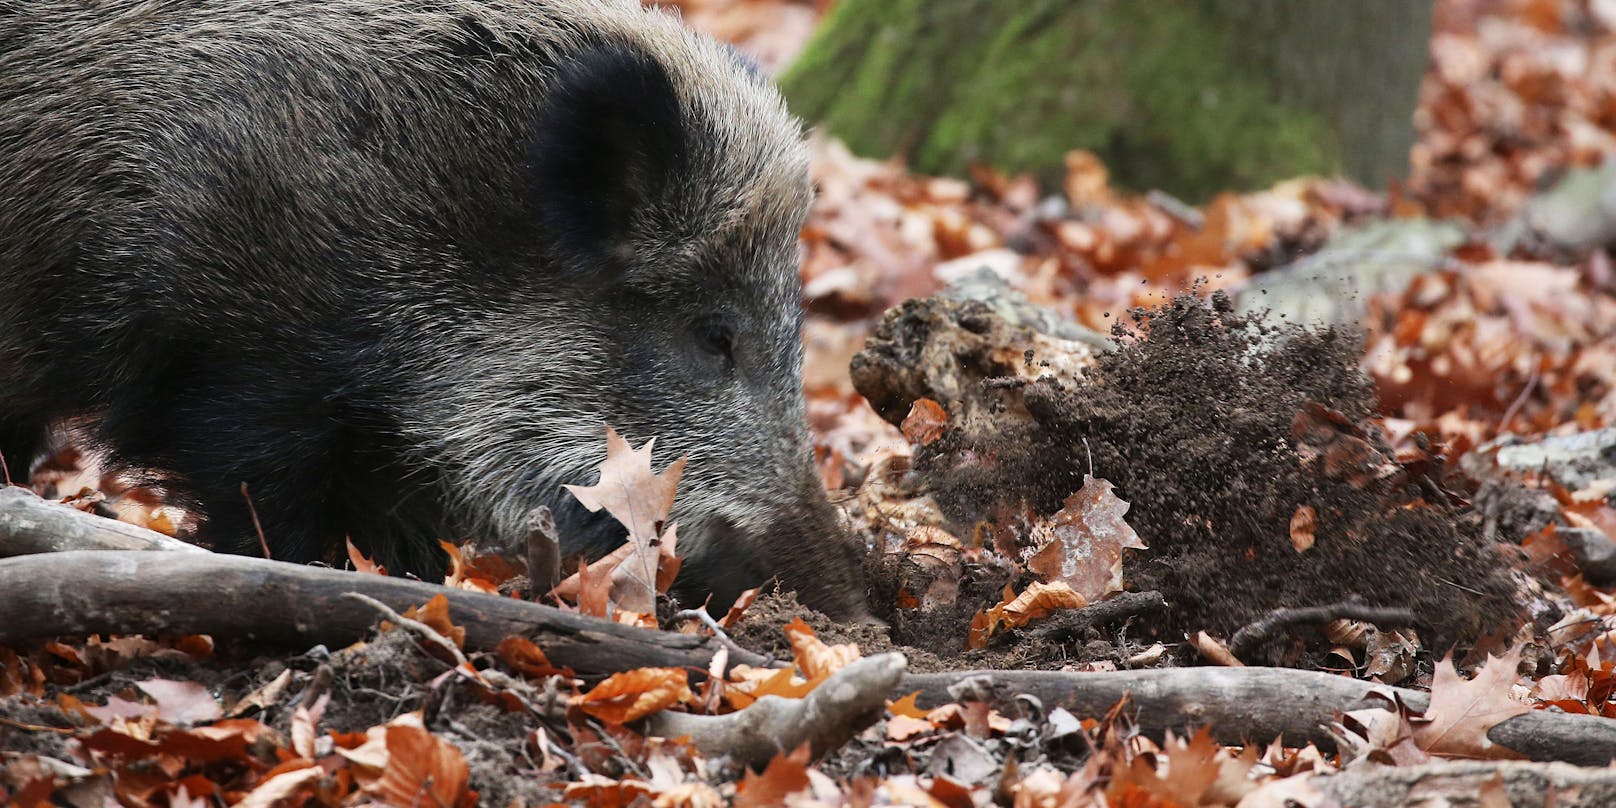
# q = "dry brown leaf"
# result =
<box><xmin>401</xmin><ymin>594</ymin><xmax>465</xmax><ymax>650</ymax></box>
<box><xmin>438</xmin><ymin>540</ymin><xmax>499</xmax><ymax>594</ymax></box>
<box><xmin>968</xmin><ymin>582</ymin><xmax>1086</xmax><ymax>648</ymax></box>
<box><xmin>496</xmin><ymin>636</ymin><xmax>569</xmax><ymax>679</ymax></box>
<box><xmin>720</xmin><ymin>587</ymin><xmax>760</xmax><ymax>628</ymax></box>
<box><xmin>564</xmin><ymin>426</ymin><xmax>687</xmax><ymax>615</ymax></box>
<box><xmin>724</xmin><ymin>665</ymin><xmax>817</xmax><ymax>709</ymax></box>
<box><xmin>134</xmin><ymin>679</ymin><xmax>221</xmax><ymax>725</ymax></box>
<box><xmin>734</xmin><ymin>745</ymin><xmax>812</xmax><ymax>808</ymax></box>
<box><xmin>235</xmin><ymin>764</ymin><xmax>321</xmax><ymax>808</ymax></box>
<box><xmin>362</xmin><ymin>716</ymin><xmax>477</xmax><ymax>808</ymax></box>
<box><xmin>346</xmin><ymin>538</ymin><xmax>386</xmax><ymax>576</ymax></box>
<box><xmin>1289</xmin><ymin>505</ymin><xmax>1317</xmax><ymax>552</ymax></box>
<box><xmin>575</xmin><ymin>667</ymin><xmax>694</xmax><ymax>725</ymax></box>
<box><xmin>1027</xmin><ymin>475</ymin><xmax>1146</xmax><ymax>601</ymax></box>
<box><xmin>887</xmin><ymin>691</ymin><xmax>929</xmax><ymax>719</ymax></box>
<box><xmin>999</xmin><ymin>581</ymin><xmax>1087</xmax><ymax>626</ymax></box>
<box><xmin>1411</xmin><ymin>645</ymin><xmax>1531</xmax><ymax>758</ymax></box>
<box><xmin>783</xmin><ymin>617</ymin><xmax>861</xmax><ymax>681</ymax></box>
<box><xmin>899</xmin><ymin>398</ymin><xmax>948</xmax><ymax>445</ymax></box>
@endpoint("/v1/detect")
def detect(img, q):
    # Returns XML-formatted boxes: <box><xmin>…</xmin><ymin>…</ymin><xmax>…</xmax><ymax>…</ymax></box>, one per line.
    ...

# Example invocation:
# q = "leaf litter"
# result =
<box><xmin>9</xmin><ymin>0</ymin><xmax>1616</xmax><ymax>804</ymax></box>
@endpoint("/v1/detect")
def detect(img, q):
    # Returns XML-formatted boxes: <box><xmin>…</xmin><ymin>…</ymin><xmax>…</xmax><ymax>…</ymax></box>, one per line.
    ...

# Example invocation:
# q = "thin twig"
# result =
<box><xmin>343</xmin><ymin>592</ymin><xmax>467</xmax><ymax>666</ymax></box>
<box><xmin>1230</xmin><ymin>598</ymin><xmax>1416</xmax><ymax>661</ymax></box>
<box><xmin>240</xmin><ymin>482</ymin><xmax>271</xmax><ymax>560</ymax></box>
<box><xmin>1499</xmin><ymin>369</ymin><xmax>1540</xmax><ymax>433</ymax></box>
<box><xmin>672</xmin><ymin>608</ymin><xmax>753</xmax><ymax>659</ymax></box>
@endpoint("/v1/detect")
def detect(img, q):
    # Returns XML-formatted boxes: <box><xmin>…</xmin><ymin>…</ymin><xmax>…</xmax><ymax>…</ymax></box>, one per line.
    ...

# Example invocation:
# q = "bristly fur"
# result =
<box><xmin>0</xmin><ymin>0</ymin><xmax>869</xmax><ymax>618</ymax></box>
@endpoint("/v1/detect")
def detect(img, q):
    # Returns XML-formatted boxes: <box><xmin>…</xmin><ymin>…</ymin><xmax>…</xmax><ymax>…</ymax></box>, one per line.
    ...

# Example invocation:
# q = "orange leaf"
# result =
<box><xmin>734</xmin><ymin>745</ymin><xmax>811</xmax><ymax>808</ymax></box>
<box><xmin>496</xmin><ymin>636</ymin><xmax>569</xmax><ymax>679</ymax></box>
<box><xmin>402</xmin><ymin>595</ymin><xmax>465</xmax><ymax>650</ymax></box>
<box><xmin>784</xmin><ymin>617</ymin><xmax>861</xmax><ymax>681</ymax></box>
<box><xmin>720</xmin><ymin>588</ymin><xmax>760</xmax><ymax>628</ymax></box>
<box><xmin>438</xmin><ymin>540</ymin><xmax>499</xmax><ymax>594</ymax></box>
<box><xmin>1027</xmin><ymin>475</ymin><xmax>1146</xmax><ymax>601</ymax></box>
<box><xmin>887</xmin><ymin>691</ymin><xmax>929</xmax><ymax>719</ymax></box>
<box><xmin>966</xmin><ymin>609</ymin><xmax>992</xmax><ymax>650</ymax></box>
<box><xmin>1289</xmin><ymin>505</ymin><xmax>1317</xmax><ymax>553</ymax></box>
<box><xmin>365</xmin><ymin>718</ymin><xmax>477</xmax><ymax>808</ymax></box>
<box><xmin>575</xmin><ymin>668</ymin><xmax>693</xmax><ymax>724</ymax></box>
<box><xmin>999</xmin><ymin>581</ymin><xmax>1086</xmax><ymax>627</ymax></box>
<box><xmin>346</xmin><ymin>539</ymin><xmax>386</xmax><ymax>576</ymax></box>
<box><xmin>900</xmin><ymin>398</ymin><xmax>948</xmax><ymax>446</ymax></box>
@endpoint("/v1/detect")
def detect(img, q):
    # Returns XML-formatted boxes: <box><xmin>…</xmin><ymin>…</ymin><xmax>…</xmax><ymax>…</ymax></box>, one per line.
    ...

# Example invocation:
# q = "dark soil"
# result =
<box><xmin>0</xmin><ymin>630</ymin><xmax>556</xmax><ymax>806</ymax></box>
<box><xmin>854</xmin><ymin>292</ymin><xmax>1524</xmax><ymax>666</ymax></box>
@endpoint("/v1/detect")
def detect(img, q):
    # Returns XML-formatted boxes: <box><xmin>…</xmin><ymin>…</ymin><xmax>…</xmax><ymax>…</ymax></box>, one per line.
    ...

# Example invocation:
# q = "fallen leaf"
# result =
<box><xmin>734</xmin><ymin>745</ymin><xmax>812</xmax><ymax>808</ymax></box>
<box><xmin>1027</xmin><ymin>475</ymin><xmax>1146</xmax><ymax>601</ymax></box>
<box><xmin>364</xmin><ymin>715</ymin><xmax>477</xmax><ymax>808</ymax></box>
<box><xmin>564</xmin><ymin>426</ymin><xmax>687</xmax><ymax>615</ymax></box>
<box><xmin>784</xmin><ymin>617</ymin><xmax>861</xmax><ymax>681</ymax></box>
<box><xmin>1412</xmin><ymin>645</ymin><xmax>1531</xmax><ymax>758</ymax></box>
<box><xmin>1289</xmin><ymin>505</ymin><xmax>1317</xmax><ymax>552</ymax></box>
<box><xmin>575</xmin><ymin>667</ymin><xmax>694</xmax><ymax>724</ymax></box>
<box><xmin>496</xmin><ymin>636</ymin><xmax>569</xmax><ymax>679</ymax></box>
<box><xmin>900</xmin><ymin>398</ymin><xmax>948</xmax><ymax>445</ymax></box>
<box><xmin>401</xmin><ymin>594</ymin><xmax>465</xmax><ymax>650</ymax></box>
<box><xmin>135</xmin><ymin>679</ymin><xmax>221</xmax><ymax>725</ymax></box>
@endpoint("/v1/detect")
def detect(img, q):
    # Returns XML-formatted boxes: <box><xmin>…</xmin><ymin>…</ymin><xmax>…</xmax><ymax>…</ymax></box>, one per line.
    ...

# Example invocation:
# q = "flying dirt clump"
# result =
<box><xmin>855</xmin><ymin>291</ymin><xmax>1521</xmax><ymax>659</ymax></box>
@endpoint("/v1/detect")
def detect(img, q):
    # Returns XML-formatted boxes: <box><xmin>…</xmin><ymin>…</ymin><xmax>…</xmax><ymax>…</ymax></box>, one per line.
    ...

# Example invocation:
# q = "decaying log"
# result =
<box><xmin>0</xmin><ymin>486</ymin><xmax>201</xmax><ymax>556</ymax></box>
<box><xmin>645</xmin><ymin>653</ymin><xmax>906</xmax><ymax>768</ymax></box>
<box><xmin>0</xmin><ymin>550</ymin><xmax>770</xmax><ymax>678</ymax></box>
<box><xmin>1311</xmin><ymin>760</ymin><xmax>1616</xmax><ymax>807</ymax></box>
<box><xmin>902</xmin><ymin>667</ymin><xmax>1616</xmax><ymax>766</ymax></box>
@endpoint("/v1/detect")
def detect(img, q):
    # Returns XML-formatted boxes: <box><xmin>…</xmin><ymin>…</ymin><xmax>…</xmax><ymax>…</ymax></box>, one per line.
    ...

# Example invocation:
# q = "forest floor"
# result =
<box><xmin>8</xmin><ymin>0</ymin><xmax>1616</xmax><ymax>805</ymax></box>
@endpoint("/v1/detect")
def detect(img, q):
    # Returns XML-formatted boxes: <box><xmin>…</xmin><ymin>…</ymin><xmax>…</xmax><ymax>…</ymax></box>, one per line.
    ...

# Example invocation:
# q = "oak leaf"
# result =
<box><xmin>564</xmin><ymin>426</ymin><xmax>686</xmax><ymax>615</ymax></box>
<box><xmin>1028</xmin><ymin>475</ymin><xmax>1145</xmax><ymax>601</ymax></box>
<box><xmin>1411</xmin><ymin>645</ymin><xmax>1531</xmax><ymax>758</ymax></box>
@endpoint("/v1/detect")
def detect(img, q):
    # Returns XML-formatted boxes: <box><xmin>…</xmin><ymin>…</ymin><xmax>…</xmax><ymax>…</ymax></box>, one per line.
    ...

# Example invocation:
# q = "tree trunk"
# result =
<box><xmin>781</xmin><ymin>0</ymin><xmax>1433</xmax><ymax>199</ymax></box>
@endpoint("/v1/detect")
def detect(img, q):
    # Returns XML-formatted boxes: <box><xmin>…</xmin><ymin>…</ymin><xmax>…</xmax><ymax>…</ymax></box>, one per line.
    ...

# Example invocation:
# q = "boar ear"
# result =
<box><xmin>526</xmin><ymin>43</ymin><xmax>690</xmax><ymax>279</ymax></box>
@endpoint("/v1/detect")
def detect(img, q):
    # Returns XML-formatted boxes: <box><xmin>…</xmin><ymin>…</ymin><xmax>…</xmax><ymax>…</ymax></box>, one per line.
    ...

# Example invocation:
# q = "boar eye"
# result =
<box><xmin>697</xmin><ymin>321</ymin><xmax>735</xmax><ymax>365</ymax></box>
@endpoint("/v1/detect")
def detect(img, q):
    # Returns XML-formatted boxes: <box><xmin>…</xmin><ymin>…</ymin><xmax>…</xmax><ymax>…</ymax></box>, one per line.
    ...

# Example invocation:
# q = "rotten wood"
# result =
<box><xmin>0</xmin><ymin>486</ymin><xmax>202</xmax><ymax>556</ymax></box>
<box><xmin>902</xmin><ymin>667</ymin><xmax>1616</xmax><ymax>766</ymax></box>
<box><xmin>0</xmin><ymin>550</ymin><xmax>769</xmax><ymax>678</ymax></box>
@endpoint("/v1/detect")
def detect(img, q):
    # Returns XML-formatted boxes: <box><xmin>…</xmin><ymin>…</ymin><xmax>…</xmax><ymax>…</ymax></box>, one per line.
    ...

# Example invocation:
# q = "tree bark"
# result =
<box><xmin>0</xmin><ymin>487</ymin><xmax>202</xmax><ymax>556</ymax></box>
<box><xmin>1311</xmin><ymin>761</ymin><xmax>1616</xmax><ymax>808</ymax></box>
<box><xmin>0</xmin><ymin>550</ymin><xmax>770</xmax><ymax>678</ymax></box>
<box><xmin>782</xmin><ymin>0</ymin><xmax>1433</xmax><ymax>198</ymax></box>
<box><xmin>901</xmin><ymin>668</ymin><xmax>1616</xmax><ymax>766</ymax></box>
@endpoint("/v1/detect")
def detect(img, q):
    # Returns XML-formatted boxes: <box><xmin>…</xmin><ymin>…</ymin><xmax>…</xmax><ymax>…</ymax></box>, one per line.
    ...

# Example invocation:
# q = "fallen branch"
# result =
<box><xmin>1229</xmin><ymin>598</ymin><xmax>1416</xmax><ymax>661</ymax></box>
<box><xmin>0</xmin><ymin>551</ymin><xmax>770</xmax><ymax>678</ymax></box>
<box><xmin>901</xmin><ymin>667</ymin><xmax>1616</xmax><ymax>765</ymax></box>
<box><xmin>644</xmin><ymin>653</ymin><xmax>906</xmax><ymax>768</ymax></box>
<box><xmin>1311</xmin><ymin>760</ymin><xmax>1616</xmax><ymax>808</ymax></box>
<box><xmin>1032</xmin><ymin>590</ymin><xmax>1168</xmax><ymax>643</ymax></box>
<box><xmin>0</xmin><ymin>486</ymin><xmax>202</xmax><ymax>556</ymax></box>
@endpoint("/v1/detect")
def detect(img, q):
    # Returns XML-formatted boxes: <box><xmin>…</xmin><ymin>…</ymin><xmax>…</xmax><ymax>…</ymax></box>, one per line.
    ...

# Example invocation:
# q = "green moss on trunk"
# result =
<box><xmin>781</xmin><ymin>0</ymin><xmax>1431</xmax><ymax>199</ymax></box>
